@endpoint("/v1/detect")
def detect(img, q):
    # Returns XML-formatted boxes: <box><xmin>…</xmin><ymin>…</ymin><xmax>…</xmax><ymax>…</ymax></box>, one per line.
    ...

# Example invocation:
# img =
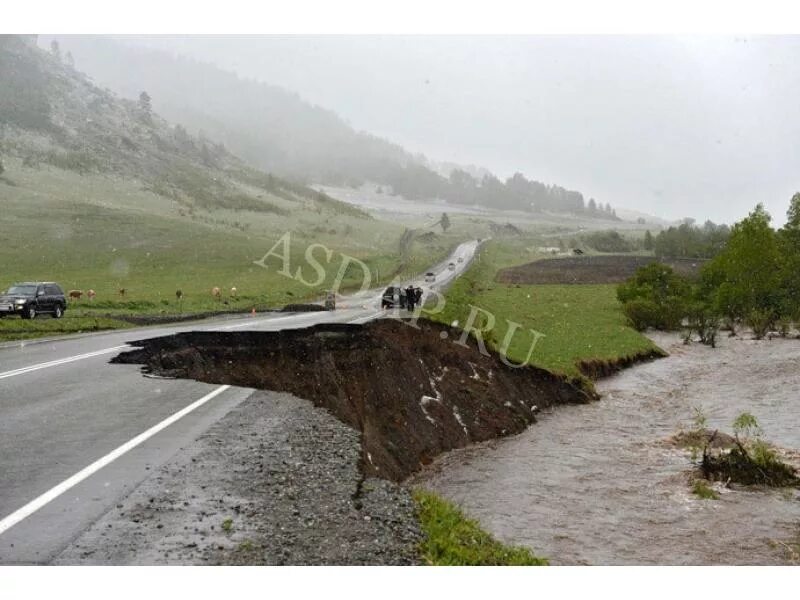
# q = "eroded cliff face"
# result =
<box><xmin>113</xmin><ymin>318</ymin><xmax>594</xmax><ymax>481</ymax></box>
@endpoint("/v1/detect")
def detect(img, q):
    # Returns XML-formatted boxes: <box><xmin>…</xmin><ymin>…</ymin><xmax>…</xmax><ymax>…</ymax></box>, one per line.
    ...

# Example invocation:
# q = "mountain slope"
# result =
<box><xmin>47</xmin><ymin>35</ymin><xmax>619</xmax><ymax>220</ymax></box>
<box><xmin>0</xmin><ymin>35</ymin><xmax>456</xmax><ymax>316</ymax></box>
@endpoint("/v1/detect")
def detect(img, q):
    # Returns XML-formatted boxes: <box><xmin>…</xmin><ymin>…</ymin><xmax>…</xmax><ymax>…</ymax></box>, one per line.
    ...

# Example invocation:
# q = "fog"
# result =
<box><xmin>77</xmin><ymin>35</ymin><xmax>800</xmax><ymax>224</ymax></box>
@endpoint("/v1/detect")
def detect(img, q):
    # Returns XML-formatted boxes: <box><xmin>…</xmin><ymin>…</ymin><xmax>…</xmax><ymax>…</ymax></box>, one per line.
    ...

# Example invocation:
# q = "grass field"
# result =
<box><xmin>430</xmin><ymin>239</ymin><xmax>660</xmax><ymax>378</ymax></box>
<box><xmin>413</xmin><ymin>490</ymin><xmax>547</xmax><ymax>566</ymax></box>
<box><xmin>0</xmin><ymin>160</ymin><xmax>463</xmax><ymax>341</ymax></box>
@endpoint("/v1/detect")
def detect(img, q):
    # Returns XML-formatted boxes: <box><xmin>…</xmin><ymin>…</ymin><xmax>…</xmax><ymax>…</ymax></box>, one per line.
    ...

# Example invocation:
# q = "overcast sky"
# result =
<box><xmin>121</xmin><ymin>35</ymin><xmax>800</xmax><ymax>225</ymax></box>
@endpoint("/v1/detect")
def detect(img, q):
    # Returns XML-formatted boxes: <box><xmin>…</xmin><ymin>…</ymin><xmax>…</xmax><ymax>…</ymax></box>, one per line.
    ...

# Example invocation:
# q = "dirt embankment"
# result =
<box><xmin>496</xmin><ymin>255</ymin><xmax>708</xmax><ymax>285</ymax></box>
<box><xmin>113</xmin><ymin>319</ymin><xmax>594</xmax><ymax>482</ymax></box>
<box><xmin>577</xmin><ymin>349</ymin><xmax>669</xmax><ymax>379</ymax></box>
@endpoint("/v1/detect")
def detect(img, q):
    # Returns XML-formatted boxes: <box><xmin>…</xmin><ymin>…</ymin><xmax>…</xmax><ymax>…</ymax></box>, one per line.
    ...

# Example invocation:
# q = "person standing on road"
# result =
<box><xmin>406</xmin><ymin>285</ymin><xmax>416</xmax><ymax>312</ymax></box>
<box><xmin>414</xmin><ymin>287</ymin><xmax>423</xmax><ymax>307</ymax></box>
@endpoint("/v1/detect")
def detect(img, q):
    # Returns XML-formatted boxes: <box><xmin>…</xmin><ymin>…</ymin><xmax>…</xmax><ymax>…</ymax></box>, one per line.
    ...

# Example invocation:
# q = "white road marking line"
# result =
<box><xmin>215</xmin><ymin>312</ymin><xmax>331</xmax><ymax>331</ymax></box>
<box><xmin>0</xmin><ymin>345</ymin><xmax>129</xmax><ymax>381</ymax></box>
<box><xmin>0</xmin><ymin>384</ymin><xmax>231</xmax><ymax>537</ymax></box>
<box><xmin>348</xmin><ymin>311</ymin><xmax>386</xmax><ymax>324</ymax></box>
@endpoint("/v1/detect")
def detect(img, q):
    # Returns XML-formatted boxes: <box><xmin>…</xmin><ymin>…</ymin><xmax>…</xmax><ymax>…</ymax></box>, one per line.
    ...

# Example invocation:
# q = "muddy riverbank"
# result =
<box><xmin>413</xmin><ymin>332</ymin><xmax>800</xmax><ymax>565</ymax></box>
<box><xmin>112</xmin><ymin>319</ymin><xmax>593</xmax><ymax>481</ymax></box>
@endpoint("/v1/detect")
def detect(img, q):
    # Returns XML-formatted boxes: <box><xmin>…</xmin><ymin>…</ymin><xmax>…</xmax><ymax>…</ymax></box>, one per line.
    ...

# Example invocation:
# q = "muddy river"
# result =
<box><xmin>413</xmin><ymin>332</ymin><xmax>800</xmax><ymax>565</ymax></box>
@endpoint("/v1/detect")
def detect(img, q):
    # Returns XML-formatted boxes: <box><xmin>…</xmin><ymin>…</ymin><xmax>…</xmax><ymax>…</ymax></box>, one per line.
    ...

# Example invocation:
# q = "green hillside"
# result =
<box><xmin>0</xmin><ymin>35</ymin><xmax>459</xmax><ymax>339</ymax></box>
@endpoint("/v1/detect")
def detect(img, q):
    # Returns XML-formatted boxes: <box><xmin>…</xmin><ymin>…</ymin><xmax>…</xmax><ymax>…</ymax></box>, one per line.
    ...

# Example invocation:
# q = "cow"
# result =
<box><xmin>176</xmin><ymin>289</ymin><xmax>184</xmax><ymax>301</ymax></box>
<box><xmin>118</xmin><ymin>288</ymin><xmax>126</xmax><ymax>298</ymax></box>
<box><xmin>211</xmin><ymin>286</ymin><xmax>221</xmax><ymax>300</ymax></box>
<box><xmin>230</xmin><ymin>287</ymin><xmax>238</xmax><ymax>298</ymax></box>
<box><xmin>87</xmin><ymin>289</ymin><xmax>96</xmax><ymax>301</ymax></box>
<box><xmin>68</xmin><ymin>290</ymin><xmax>83</xmax><ymax>300</ymax></box>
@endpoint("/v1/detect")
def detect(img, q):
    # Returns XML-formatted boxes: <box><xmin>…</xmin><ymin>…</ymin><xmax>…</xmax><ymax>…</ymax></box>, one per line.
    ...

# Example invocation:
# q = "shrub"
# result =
<box><xmin>622</xmin><ymin>298</ymin><xmax>662</xmax><ymax>331</ymax></box>
<box><xmin>618</xmin><ymin>263</ymin><xmax>693</xmax><ymax>331</ymax></box>
<box><xmin>746</xmin><ymin>309</ymin><xmax>772</xmax><ymax>339</ymax></box>
<box><xmin>691</xmin><ymin>479</ymin><xmax>720</xmax><ymax>500</ymax></box>
<box><xmin>686</xmin><ymin>301</ymin><xmax>720</xmax><ymax>347</ymax></box>
<box><xmin>583</xmin><ymin>230</ymin><xmax>634</xmax><ymax>253</ymax></box>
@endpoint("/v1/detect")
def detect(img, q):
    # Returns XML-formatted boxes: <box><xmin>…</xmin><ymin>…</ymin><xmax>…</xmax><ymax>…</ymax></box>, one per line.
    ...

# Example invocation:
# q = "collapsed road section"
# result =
<box><xmin>113</xmin><ymin>318</ymin><xmax>595</xmax><ymax>481</ymax></box>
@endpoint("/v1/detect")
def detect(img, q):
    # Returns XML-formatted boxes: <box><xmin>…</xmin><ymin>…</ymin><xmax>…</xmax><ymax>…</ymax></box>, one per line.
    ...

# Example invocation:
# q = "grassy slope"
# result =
<box><xmin>414</xmin><ymin>490</ymin><xmax>547</xmax><ymax>566</ymax></box>
<box><xmin>0</xmin><ymin>37</ymin><xmax>464</xmax><ymax>341</ymax></box>
<box><xmin>0</xmin><ymin>163</ymin><xmax>460</xmax><ymax>340</ymax></box>
<box><xmin>431</xmin><ymin>238</ymin><xmax>659</xmax><ymax>378</ymax></box>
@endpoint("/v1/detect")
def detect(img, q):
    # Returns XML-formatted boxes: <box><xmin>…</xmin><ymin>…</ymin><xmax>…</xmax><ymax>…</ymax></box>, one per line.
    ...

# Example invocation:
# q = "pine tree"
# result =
<box><xmin>643</xmin><ymin>230</ymin><xmax>654</xmax><ymax>251</ymax></box>
<box><xmin>138</xmin><ymin>91</ymin><xmax>152</xmax><ymax>123</ymax></box>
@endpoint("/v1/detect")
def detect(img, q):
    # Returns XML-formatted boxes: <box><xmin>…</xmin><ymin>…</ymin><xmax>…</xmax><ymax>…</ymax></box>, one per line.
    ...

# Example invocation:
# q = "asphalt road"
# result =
<box><xmin>0</xmin><ymin>240</ymin><xmax>478</xmax><ymax>564</ymax></box>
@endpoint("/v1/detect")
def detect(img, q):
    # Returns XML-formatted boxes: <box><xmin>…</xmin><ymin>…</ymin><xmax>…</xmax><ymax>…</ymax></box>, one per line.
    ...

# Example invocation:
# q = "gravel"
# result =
<box><xmin>53</xmin><ymin>390</ymin><xmax>422</xmax><ymax>565</ymax></box>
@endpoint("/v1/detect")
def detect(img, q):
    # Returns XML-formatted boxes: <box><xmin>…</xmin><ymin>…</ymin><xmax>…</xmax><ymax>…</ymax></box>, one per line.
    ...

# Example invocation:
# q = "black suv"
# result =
<box><xmin>381</xmin><ymin>286</ymin><xmax>407</xmax><ymax>309</ymax></box>
<box><xmin>0</xmin><ymin>282</ymin><xmax>67</xmax><ymax>319</ymax></box>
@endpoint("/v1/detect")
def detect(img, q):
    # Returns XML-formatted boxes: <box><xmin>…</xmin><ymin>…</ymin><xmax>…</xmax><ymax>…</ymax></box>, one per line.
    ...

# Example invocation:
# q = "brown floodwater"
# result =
<box><xmin>412</xmin><ymin>332</ymin><xmax>800</xmax><ymax>565</ymax></box>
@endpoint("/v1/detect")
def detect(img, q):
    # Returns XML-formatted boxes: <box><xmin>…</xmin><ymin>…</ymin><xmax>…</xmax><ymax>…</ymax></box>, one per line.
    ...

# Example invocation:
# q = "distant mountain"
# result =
<box><xmin>46</xmin><ymin>35</ymin><xmax>619</xmax><ymax>220</ymax></box>
<box><xmin>0</xmin><ymin>34</ymin><xmax>366</xmax><ymax>219</ymax></box>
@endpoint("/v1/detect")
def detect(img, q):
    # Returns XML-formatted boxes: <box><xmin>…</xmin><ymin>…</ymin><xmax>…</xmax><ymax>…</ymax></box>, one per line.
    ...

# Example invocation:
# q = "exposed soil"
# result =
<box><xmin>669</xmin><ymin>428</ymin><xmax>737</xmax><ymax>450</ymax></box>
<box><xmin>54</xmin><ymin>391</ymin><xmax>422</xmax><ymax>565</ymax></box>
<box><xmin>280</xmin><ymin>303</ymin><xmax>328</xmax><ymax>312</ymax></box>
<box><xmin>496</xmin><ymin>255</ymin><xmax>708</xmax><ymax>285</ymax></box>
<box><xmin>577</xmin><ymin>348</ymin><xmax>668</xmax><ymax>379</ymax></box>
<box><xmin>112</xmin><ymin>318</ymin><xmax>594</xmax><ymax>482</ymax></box>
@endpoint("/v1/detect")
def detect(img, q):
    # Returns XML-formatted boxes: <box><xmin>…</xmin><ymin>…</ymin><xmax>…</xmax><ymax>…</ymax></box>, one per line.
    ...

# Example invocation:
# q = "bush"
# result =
<box><xmin>618</xmin><ymin>263</ymin><xmax>692</xmax><ymax>331</ymax></box>
<box><xmin>686</xmin><ymin>301</ymin><xmax>720</xmax><ymax>347</ymax></box>
<box><xmin>583</xmin><ymin>230</ymin><xmax>634</xmax><ymax>253</ymax></box>
<box><xmin>622</xmin><ymin>298</ymin><xmax>662</xmax><ymax>331</ymax></box>
<box><xmin>699</xmin><ymin>412</ymin><xmax>798</xmax><ymax>487</ymax></box>
<box><xmin>746</xmin><ymin>309</ymin><xmax>772</xmax><ymax>339</ymax></box>
<box><xmin>691</xmin><ymin>479</ymin><xmax>719</xmax><ymax>500</ymax></box>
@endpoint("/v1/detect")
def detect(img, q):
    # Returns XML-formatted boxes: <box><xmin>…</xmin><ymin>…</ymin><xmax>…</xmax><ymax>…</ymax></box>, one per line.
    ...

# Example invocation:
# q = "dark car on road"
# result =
<box><xmin>0</xmin><ymin>282</ymin><xmax>67</xmax><ymax>319</ymax></box>
<box><xmin>381</xmin><ymin>286</ymin><xmax>407</xmax><ymax>309</ymax></box>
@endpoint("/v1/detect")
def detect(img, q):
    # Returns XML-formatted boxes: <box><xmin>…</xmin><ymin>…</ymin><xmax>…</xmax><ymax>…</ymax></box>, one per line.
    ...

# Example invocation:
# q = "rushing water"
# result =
<box><xmin>413</xmin><ymin>332</ymin><xmax>800</xmax><ymax>565</ymax></box>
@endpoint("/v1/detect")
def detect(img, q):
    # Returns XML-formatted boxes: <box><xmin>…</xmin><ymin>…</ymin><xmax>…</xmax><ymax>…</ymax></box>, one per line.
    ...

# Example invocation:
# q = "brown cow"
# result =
<box><xmin>118</xmin><ymin>288</ymin><xmax>126</xmax><ymax>298</ymax></box>
<box><xmin>68</xmin><ymin>290</ymin><xmax>83</xmax><ymax>300</ymax></box>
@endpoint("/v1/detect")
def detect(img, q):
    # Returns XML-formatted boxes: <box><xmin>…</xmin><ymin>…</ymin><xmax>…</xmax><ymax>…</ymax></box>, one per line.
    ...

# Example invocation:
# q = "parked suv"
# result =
<box><xmin>381</xmin><ymin>286</ymin><xmax>407</xmax><ymax>309</ymax></box>
<box><xmin>0</xmin><ymin>282</ymin><xmax>67</xmax><ymax>319</ymax></box>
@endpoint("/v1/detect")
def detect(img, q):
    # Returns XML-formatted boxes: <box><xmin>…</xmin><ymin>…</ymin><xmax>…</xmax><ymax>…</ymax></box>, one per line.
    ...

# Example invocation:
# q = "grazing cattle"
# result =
<box><xmin>118</xmin><ymin>288</ymin><xmax>126</xmax><ymax>298</ymax></box>
<box><xmin>211</xmin><ymin>286</ymin><xmax>221</xmax><ymax>300</ymax></box>
<box><xmin>230</xmin><ymin>286</ymin><xmax>237</xmax><ymax>298</ymax></box>
<box><xmin>176</xmin><ymin>289</ymin><xmax>183</xmax><ymax>301</ymax></box>
<box><xmin>68</xmin><ymin>290</ymin><xmax>83</xmax><ymax>300</ymax></box>
<box><xmin>87</xmin><ymin>289</ymin><xmax>96</xmax><ymax>301</ymax></box>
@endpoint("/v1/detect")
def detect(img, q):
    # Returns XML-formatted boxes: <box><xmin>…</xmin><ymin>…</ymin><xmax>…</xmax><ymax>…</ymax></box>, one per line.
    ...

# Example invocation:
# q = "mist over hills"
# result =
<box><xmin>46</xmin><ymin>35</ymin><xmax>620</xmax><ymax>221</ymax></box>
<box><xmin>0</xmin><ymin>34</ymin><xmax>365</xmax><ymax>220</ymax></box>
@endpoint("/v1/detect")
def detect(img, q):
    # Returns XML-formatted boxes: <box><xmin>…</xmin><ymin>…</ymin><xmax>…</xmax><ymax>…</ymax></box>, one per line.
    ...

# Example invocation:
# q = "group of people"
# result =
<box><xmin>405</xmin><ymin>285</ymin><xmax>423</xmax><ymax>311</ymax></box>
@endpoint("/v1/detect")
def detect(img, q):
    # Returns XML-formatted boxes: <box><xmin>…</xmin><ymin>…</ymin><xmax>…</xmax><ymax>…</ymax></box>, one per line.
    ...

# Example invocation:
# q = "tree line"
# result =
<box><xmin>619</xmin><ymin>195</ymin><xmax>800</xmax><ymax>341</ymax></box>
<box><xmin>381</xmin><ymin>165</ymin><xmax>619</xmax><ymax>219</ymax></box>
<box><xmin>644</xmin><ymin>219</ymin><xmax>731</xmax><ymax>258</ymax></box>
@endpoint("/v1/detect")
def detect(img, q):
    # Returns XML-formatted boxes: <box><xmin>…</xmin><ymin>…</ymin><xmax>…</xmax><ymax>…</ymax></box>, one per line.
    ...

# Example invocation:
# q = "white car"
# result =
<box><xmin>425</xmin><ymin>272</ymin><xmax>436</xmax><ymax>283</ymax></box>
